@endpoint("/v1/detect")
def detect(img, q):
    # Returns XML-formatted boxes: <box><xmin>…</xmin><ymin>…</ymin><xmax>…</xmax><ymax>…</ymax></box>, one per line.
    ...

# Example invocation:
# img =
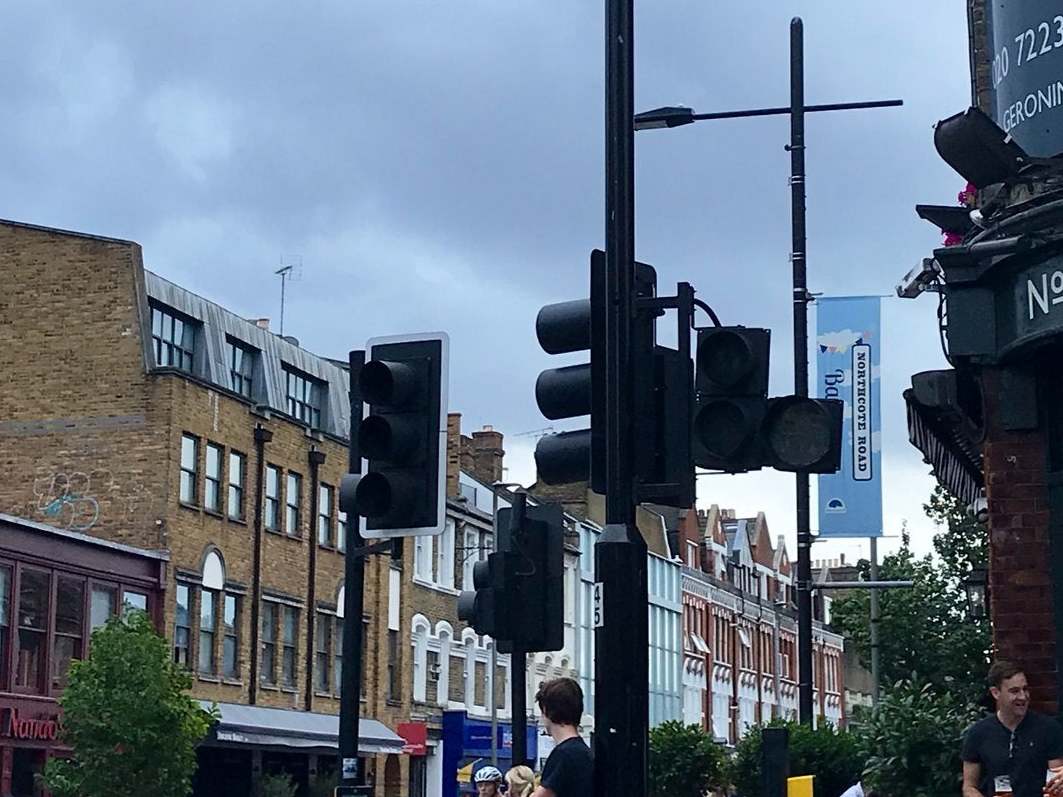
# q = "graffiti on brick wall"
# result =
<box><xmin>32</xmin><ymin>472</ymin><xmax>100</xmax><ymax>531</ymax></box>
<box><xmin>28</xmin><ymin>467</ymin><xmax>163</xmax><ymax>534</ymax></box>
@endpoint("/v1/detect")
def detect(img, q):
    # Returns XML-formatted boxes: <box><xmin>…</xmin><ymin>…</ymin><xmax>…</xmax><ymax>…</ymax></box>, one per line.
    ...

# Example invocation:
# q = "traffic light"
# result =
<box><xmin>693</xmin><ymin>327</ymin><xmax>771</xmax><ymax>471</ymax></box>
<box><xmin>345</xmin><ymin>333</ymin><xmax>449</xmax><ymax>539</ymax></box>
<box><xmin>457</xmin><ymin>496</ymin><xmax>564</xmax><ymax>653</ymax></box>
<box><xmin>535</xmin><ymin>250</ymin><xmax>692</xmax><ymax>507</ymax></box>
<box><xmin>693</xmin><ymin>326</ymin><xmax>843</xmax><ymax>473</ymax></box>
<box><xmin>533</xmin><ymin>250</ymin><xmax>606</xmax><ymax>490</ymax></box>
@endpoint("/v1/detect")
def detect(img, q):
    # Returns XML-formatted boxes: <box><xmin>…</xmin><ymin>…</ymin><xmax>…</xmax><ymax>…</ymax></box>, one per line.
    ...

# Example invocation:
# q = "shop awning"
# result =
<box><xmin>201</xmin><ymin>701</ymin><xmax>405</xmax><ymax>755</ymax></box>
<box><xmin>905</xmin><ymin>383</ymin><xmax>983</xmax><ymax>506</ymax></box>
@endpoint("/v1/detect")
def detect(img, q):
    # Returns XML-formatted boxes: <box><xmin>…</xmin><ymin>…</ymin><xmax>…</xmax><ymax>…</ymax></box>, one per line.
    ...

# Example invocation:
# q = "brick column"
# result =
<box><xmin>982</xmin><ymin>369</ymin><xmax>1058</xmax><ymax>713</ymax></box>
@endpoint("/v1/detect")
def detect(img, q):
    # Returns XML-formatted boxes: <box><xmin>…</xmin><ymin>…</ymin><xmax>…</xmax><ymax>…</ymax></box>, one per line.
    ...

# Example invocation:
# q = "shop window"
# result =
<box><xmin>282</xmin><ymin>606</ymin><xmax>298</xmax><ymax>687</ymax></box>
<box><xmin>53</xmin><ymin>577</ymin><xmax>85</xmax><ymax>690</ymax></box>
<box><xmin>228</xmin><ymin>451</ymin><xmax>246</xmax><ymax>521</ymax></box>
<box><xmin>0</xmin><ymin>565</ymin><xmax>10</xmax><ymax>688</ymax></box>
<box><xmin>260</xmin><ymin>602</ymin><xmax>277</xmax><ymax>685</ymax></box>
<box><xmin>199</xmin><ymin>589</ymin><xmax>217</xmax><ymax>675</ymax></box>
<box><xmin>316</xmin><ymin>612</ymin><xmax>332</xmax><ymax>692</ymax></box>
<box><xmin>16</xmin><ymin>569</ymin><xmax>49</xmax><ymax>693</ymax></box>
<box><xmin>223</xmin><ymin>594</ymin><xmax>240</xmax><ymax>679</ymax></box>
<box><xmin>205</xmin><ymin>443</ymin><xmax>223</xmax><ymax>513</ymax></box>
<box><xmin>265</xmin><ymin>466</ymin><xmax>281</xmax><ymax>530</ymax></box>
<box><xmin>90</xmin><ymin>585</ymin><xmax>116</xmax><ymax>630</ymax></box>
<box><xmin>123</xmin><ymin>590</ymin><xmax>148</xmax><ymax>614</ymax></box>
<box><xmin>174</xmin><ymin>584</ymin><xmax>191</xmax><ymax>667</ymax></box>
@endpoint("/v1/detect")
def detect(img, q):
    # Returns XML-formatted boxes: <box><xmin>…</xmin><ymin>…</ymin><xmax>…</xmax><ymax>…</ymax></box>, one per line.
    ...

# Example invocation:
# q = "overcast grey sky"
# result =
<box><xmin>0</xmin><ymin>1</ymin><xmax>972</xmax><ymax>560</ymax></box>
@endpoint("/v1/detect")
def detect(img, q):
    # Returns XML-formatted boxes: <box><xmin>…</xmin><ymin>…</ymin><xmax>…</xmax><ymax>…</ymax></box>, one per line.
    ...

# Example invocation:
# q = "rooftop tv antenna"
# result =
<box><xmin>275</xmin><ymin>256</ymin><xmax>303</xmax><ymax>336</ymax></box>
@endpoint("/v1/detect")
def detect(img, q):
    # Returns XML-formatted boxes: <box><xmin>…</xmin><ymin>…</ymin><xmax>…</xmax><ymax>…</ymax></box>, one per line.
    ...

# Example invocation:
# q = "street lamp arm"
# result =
<box><xmin>634</xmin><ymin>98</ymin><xmax>903</xmax><ymax>130</ymax></box>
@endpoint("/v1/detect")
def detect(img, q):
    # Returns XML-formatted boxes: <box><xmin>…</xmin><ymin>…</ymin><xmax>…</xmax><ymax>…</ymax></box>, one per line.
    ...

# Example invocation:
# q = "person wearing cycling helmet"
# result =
<box><xmin>474</xmin><ymin>765</ymin><xmax>505</xmax><ymax>797</ymax></box>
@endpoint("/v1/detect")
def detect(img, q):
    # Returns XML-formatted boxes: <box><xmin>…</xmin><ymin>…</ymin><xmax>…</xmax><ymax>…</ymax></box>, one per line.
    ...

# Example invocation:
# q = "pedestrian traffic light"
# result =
<box><xmin>344</xmin><ymin>333</ymin><xmax>449</xmax><ymax>539</ymax></box>
<box><xmin>457</xmin><ymin>495</ymin><xmax>564</xmax><ymax>652</ymax></box>
<box><xmin>693</xmin><ymin>327</ymin><xmax>771</xmax><ymax>472</ymax></box>
<box><xmin>693</xmin><ymin>327</ymin><xmax>843</xmax><ymax>473</ymax></box>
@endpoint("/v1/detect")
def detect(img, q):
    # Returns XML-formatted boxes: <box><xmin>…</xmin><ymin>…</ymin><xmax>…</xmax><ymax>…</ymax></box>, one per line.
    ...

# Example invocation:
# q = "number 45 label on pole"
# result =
<box><xmin>593</xmin><ymin>582</ymin><xmax>604</xmax><ymax>628</ymax></box>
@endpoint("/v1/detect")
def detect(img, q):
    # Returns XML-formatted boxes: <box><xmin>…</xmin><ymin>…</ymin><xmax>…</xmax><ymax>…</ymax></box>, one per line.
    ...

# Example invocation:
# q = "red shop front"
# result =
<box><xmin>0</xmin><ymin>513</ymin><xmax>167</xmax><ymax>797</ymax></box>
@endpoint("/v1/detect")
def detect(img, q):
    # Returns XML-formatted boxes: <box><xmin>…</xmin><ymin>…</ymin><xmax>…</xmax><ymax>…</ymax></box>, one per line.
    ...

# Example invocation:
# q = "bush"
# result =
<box><xmin>861</xmin><ymin>680</ymin><xmax>980</xmax><ymax>797</ymax></box>
<box><xmin>649</xmin><ymin>721</ymin><xmax>726</xmax><ymax>797</ymax></box>
<box><xmin>727</xmin><ymin>720</ymin><xmax>863</xmax><ymax>797</ymax></box>
<box><xmin>259</xmin><ymin>773</ymin><xmax>299</xmax><ymax>797</ymax></box>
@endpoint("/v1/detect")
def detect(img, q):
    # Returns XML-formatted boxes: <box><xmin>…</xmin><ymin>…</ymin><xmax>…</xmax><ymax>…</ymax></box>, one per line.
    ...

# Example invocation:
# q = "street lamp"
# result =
<box><xmin>964</xmin><ymin>566</ymin><xmax>988</xmax><ymax>622</ymax></box>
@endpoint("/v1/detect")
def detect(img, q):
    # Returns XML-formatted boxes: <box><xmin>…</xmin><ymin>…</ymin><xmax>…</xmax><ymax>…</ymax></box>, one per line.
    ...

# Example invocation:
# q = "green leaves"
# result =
<box><xmin>861</xmin><ymin>680</ymin><xmax>980</xmax><ymax>797</ymax></box>
<box><xmin>649</xmin><ymin>721</ymin><xmax>727</xmax><ymax>797</ymax></box>
<box><xmin>44</xmin><ymin>611</ymin><xmax>217</xmax><ymax>797</ymax></box>
<box><xmin>726</xmin><ymin>720</ymin><xmax>863</xmax><ymax>797</ymax></box>
<box><xmin>830</xmin><ymin>487</ymin><xmax>990</xmax><ymax>708</ymax></box>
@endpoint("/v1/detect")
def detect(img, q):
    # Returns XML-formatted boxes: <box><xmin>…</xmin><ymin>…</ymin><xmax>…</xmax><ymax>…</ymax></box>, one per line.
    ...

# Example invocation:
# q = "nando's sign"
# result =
<box><xmin>1</xmin><ymin>706</ymin><xmax>61</xmax><ymax>742</ymax></box>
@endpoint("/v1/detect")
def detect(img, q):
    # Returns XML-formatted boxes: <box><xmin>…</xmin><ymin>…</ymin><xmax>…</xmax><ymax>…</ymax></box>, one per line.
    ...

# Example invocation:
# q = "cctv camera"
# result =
<box><xmin>896</xmin><ymin>257</ymin><xmax>943</xmax><ymax>299</ymax></box>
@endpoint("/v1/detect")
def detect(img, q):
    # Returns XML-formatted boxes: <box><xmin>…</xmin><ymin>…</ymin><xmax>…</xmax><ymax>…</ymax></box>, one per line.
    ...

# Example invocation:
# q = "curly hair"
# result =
<box><xmin>505</xmin><ymin>765</ymin><xmax>538</xmax><ymax>797</ymax></box>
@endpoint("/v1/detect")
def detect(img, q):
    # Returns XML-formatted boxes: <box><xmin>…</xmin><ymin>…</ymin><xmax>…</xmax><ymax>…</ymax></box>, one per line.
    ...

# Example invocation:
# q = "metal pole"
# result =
<box><xmin>789</xmin><ymin>16</ymin><xmax>815</xmax><ymax>727</ymax></box>
<box><xmin>596</xmin><ymin>0</ymin><xmax>647</xmax><ymax>795</ymax></box>
<box><xmin>869</xmin><ymin>536</ymin><xmax>881</xmax><ymax>705</ymax></box>
<box><xmin>507</xmin><ymin>492</ymin><xmax>530</xmax><ymax>768</ymax></box>
<box><xmin>339</xmin><ymin>351</ymin><xmax>367</xmax><ymax>786</ymax></box>
<box><xmin>491</xmin><ymin>488</ymin><xmax>500</xmax><ymax>767</ymax></box>
<box><xmin>512</xmin><ymin>643</ymin><xmax>528</xmax><ymax>766</ymax></box>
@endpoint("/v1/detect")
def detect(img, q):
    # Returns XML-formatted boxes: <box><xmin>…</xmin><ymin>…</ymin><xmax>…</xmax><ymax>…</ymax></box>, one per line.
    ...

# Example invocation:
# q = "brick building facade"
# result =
<box><xmin>900</xmin><ymin>1</ymin><xmax>1063</xmax><ymax>714</ymax></box>
<box><xmin>0</xmin><ymin>219</ymin><xmax>515</xmax><ymax>797</ymax></box>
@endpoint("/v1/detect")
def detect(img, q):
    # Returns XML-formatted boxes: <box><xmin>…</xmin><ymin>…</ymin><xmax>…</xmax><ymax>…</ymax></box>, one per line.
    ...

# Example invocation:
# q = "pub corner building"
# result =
<box><xmin>0</xmin><ymin>514</ymin><xmax>167</xmax><ymax>796</ymax></box>
<box><xmin>903</xmin><ymin>0</ymin><xmax>1063</xmax><ymax>713</ymax></box>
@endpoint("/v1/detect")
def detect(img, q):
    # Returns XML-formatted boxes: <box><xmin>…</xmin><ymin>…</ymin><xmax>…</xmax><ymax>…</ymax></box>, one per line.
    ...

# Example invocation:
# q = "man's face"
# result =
<box><xmin>992</xmin><ymin>672</ymin><xmax>1030</xmax><ymax>717</ymax></box>
<box><xmin>477</xmin><ymin>782</ymin><xmax>499</xmax><ymax>797</ymax></box>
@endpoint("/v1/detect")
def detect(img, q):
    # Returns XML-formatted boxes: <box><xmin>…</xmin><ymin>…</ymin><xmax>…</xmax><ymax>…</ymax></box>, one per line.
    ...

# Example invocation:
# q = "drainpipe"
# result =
<box><xmin>249</xmin><ymin>424</ymin><xmax>273</xmax><ymax>706</ymax></box>
<box><xmin>306</xmin><ymin>447</ymin><xmax>326</xmax><ymax>711</ymax></box>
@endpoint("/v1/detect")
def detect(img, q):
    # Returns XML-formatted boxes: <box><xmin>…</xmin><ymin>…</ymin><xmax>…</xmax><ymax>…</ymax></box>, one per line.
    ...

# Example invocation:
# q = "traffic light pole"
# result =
<box><xmin>788</xmin><ymin>18</ymin><xmax>816</xmax><ymax>727</ymax></box>
<box><xmin>339</xmin><ymin>351</ymin><xmax>367</xmax><ymax>787</ymax></box>
<box><xmin>596</xmin><ymin>1</ymin><xmax>648</xmax><ymax>796</ymax></box>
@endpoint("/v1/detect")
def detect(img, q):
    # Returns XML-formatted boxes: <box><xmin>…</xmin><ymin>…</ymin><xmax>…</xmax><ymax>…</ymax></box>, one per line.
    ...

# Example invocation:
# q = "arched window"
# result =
<box><xmin>202</xmin><ymin>549</ymin><xmax>225</xmax><ymax>590</ymax></box>
<box><xmin>464</xmin><ymin>632</ymin><xmax>478</xmax><ymax>707</ymax></box>
<box><xmin>436</xmin><ymin>622</ymin><xmax>453</xmax><ymax>707</ymax></box>
<box><xmin>411</xmin><ymin>615</ymin><xmax>430</xmax><ymax>702</ymax></box>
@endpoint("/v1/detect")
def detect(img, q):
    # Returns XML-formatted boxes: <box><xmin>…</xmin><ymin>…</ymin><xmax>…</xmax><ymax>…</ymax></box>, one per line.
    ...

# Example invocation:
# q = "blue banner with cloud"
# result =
<box><xmin>816</xmin><ymin>296</ymin><xmax>882</xmax><ymax>538</ymax></box>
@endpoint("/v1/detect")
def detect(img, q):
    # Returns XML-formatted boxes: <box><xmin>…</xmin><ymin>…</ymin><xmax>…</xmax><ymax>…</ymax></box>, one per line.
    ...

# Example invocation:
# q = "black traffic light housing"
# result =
<box><xmin>534</xmin><ymin>250</ymin><xmax>694</xmax><ymax>508</ymax></box>
<box><xmin>457</xmin><ymin>496</ymin><xmax>564</xmax><ymax>653</ymax></box>
<box><xmin>693</xmin><ymin>326</ymin><xmax>843</xmax><ymax>474</ymax></box>
<box><xmin>345</xmin><ymin>333</ymin><xmax>449</xmax><ymax>538</ymax></box>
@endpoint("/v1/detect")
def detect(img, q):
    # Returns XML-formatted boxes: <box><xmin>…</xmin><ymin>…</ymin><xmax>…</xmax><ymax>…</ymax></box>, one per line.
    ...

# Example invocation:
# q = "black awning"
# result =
<box><xmin>905</xmin><ymin>387</ymin><xmax>984</xmax><ymax>505</ymax></box>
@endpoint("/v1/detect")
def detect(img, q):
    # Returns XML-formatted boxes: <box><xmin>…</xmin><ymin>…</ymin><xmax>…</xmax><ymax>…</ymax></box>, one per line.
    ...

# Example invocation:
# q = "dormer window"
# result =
<box><xmin>150</xmin><ymin>303</ymin><xmax>196</xmax><ymax>372</ymax></box>
<box><xmin>284</xmin><ymin>366</ymin><xmax>324</xmax><ymax>427</ymax></box>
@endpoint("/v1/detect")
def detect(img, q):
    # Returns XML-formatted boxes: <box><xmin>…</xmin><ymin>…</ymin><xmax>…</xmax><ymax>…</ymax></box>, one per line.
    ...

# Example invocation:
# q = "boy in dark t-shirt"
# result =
<box><xmin>533</xmin><ymin>677</ymin><xmax>593</xmax><ymax>797</ymax></box>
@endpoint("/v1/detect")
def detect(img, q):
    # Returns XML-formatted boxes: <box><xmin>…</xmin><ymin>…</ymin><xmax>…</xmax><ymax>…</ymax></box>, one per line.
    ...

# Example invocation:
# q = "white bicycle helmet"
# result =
<box><xmin>474</xmin><ymin>766</ymin><xmax>504</xmax><ymax>784</ymax></box>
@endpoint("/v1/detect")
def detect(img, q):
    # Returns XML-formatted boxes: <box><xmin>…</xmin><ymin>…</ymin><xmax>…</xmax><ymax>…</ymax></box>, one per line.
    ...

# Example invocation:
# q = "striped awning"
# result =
<box><xmin>905</xmin><ymin>388</ymin><xmax>983</xmax><ymax>506</ymax></box>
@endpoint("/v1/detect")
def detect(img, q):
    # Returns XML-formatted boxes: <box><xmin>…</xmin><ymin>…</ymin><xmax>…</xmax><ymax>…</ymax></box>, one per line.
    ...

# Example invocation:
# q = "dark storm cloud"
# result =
<box><xmin>0</xmin><ymin>1</ymin><xmax>970</xmax><ymax>540</ymax></box>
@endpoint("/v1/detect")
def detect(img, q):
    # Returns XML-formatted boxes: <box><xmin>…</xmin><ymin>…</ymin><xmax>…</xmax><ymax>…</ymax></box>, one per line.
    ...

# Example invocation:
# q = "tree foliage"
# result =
<box><xmin>727</xmin><ymin>720</ymin><xmax>863</xmax><ymax>797</ymax></box>
<box><xmin>44</xmin><ymin>611</ymin><xmax>217</xmax><ymax>797</ymax></box>
<box><xmin>830</xmin><ymin>487</ymin><xmax>990</xmax><ymax>708</ymax></box>
<box><xmin>648</xmin><ymin>721</ymin><xmax>726</xmax><ymax>797</ymax></box>
<box><xmin>861</xmin><ymin>680</ymin><xmax>980</xmax><ymax>797</ymax></box>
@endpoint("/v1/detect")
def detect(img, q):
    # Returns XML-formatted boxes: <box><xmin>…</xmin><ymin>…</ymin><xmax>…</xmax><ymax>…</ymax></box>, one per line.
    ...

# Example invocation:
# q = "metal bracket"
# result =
<box><xmin>346</xmin><ymin>539</ymin><xmax>396</xmax><ymax>559</ymax></box>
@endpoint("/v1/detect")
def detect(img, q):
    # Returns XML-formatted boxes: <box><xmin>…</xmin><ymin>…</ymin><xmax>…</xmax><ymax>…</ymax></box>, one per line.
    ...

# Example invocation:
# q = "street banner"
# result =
<box><xmin>815</xmin><ymin>296</ymin><xmax>882</xmax><ymax>538</ymax></box>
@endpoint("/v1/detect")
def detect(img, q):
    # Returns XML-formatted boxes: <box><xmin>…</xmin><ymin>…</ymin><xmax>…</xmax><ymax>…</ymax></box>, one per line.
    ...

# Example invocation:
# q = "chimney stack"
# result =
<box><xmin>253</xmin><ymin>318</ymin><xmax>270</xmax><ymax>330</ymax></box>
<box><xmin>468</xmin><ymin>425</ymin><xmax>505</xmax><ymax>486</ymax></box>
<box><xmin>446</xmin><ymin>413</ymin><xmax>462</xmax><ymax>498</ymax></box>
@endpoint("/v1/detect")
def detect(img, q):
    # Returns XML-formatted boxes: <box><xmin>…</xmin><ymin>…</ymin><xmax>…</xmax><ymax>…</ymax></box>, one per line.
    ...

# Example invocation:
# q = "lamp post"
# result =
<box><xmin>964</xmin><ymin>566</ymin><xmax>989</xmax><ymax>622</ymax></box>
<box><xmin>633</xmin><ymin>20</ymin><xmax>901</xmax><ymax>725</ymax></box>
